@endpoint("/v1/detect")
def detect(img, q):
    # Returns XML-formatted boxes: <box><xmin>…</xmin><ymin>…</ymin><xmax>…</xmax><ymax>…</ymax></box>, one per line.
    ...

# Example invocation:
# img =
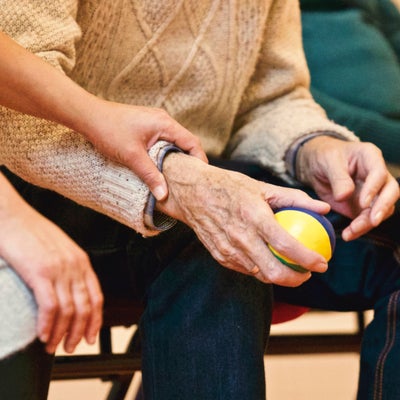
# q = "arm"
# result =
<box><xmin>154</xmin><ymin>0</ymin><xmax>396</xmax><ymax>287</ymax></box>
<box><xmin>226</xmin><ymin>0</ymin><xmax>358</xmax><ymax>180</ymax></box>
<box><xmin>0</xmin><ymin>30</ymin><xmax>206</xmax><ymax>201</ymax></box>
<box><xmin>156</xmin><ymin>152</ymin><xmax>330</xmax><ymax>287</ymax></box>
<box><xmin>0</xmin><ymin>172</ymin><xmax>103</xmax><ymax>354</ymax></box>
<box><xmin>0</xmin><ymin>1</ymin><xmax>205</xmax><ymax>235</ymax></box>
<box><xmin>226</xmin><ymin>2</ymin><xmax>398</xmax><ymax>239</ymax></box>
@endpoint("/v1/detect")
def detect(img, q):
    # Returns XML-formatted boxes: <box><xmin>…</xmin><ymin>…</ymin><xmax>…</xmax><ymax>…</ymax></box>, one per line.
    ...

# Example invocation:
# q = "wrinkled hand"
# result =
<box><xmin>157</xmin><ymin>153</ymin><xmax>331</xmax><ymax>287</ymax></box>
<box><xmin>296</xmin><ymin>136</ymin><xmax>400</xmax><ymax>241</ymax></box>
<box><xmin>0</xmin><ymin>176</ymin><xmax>103</xmax><ymax>354</ymax></box>
<box><xmin>82</xmin><ymin>101</ymin><xmax>208</xmax><ymax>201</ymax></box>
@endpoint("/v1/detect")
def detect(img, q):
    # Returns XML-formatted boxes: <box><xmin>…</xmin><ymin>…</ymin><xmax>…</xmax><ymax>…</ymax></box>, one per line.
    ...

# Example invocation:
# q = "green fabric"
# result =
<box><xmin>300</xmin><ymin>1</ymin><xmax>400</xmax><ymax>164</ymax></box>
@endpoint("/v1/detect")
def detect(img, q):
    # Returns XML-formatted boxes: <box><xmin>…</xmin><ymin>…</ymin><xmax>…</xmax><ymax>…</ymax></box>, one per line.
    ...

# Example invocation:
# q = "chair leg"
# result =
<box><xmin>105</xmin><ymin>327</ymin><xmax>142</xmax><ymax>400</ymax></box>
<box><xmin>134</xmin><ymin>381</ymin><xmax>145</xmax><ymax>400</ymax></box>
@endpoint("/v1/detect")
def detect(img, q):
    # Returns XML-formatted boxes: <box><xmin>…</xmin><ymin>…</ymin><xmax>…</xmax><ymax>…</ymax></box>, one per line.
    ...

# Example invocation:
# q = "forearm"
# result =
<box><xmin>0</xmin><ymin>31</ymin><xmax>103</xmax><ymax>139</ymax></box>
<box><xmin>0</xmin><ymin>2</ymin><xmax>158</xmax><ymax>235</ymax></box>
<box><xmin>228</xmin><ymin>1</ymin><xmax>358</xmax><ymax>179</ymax></box>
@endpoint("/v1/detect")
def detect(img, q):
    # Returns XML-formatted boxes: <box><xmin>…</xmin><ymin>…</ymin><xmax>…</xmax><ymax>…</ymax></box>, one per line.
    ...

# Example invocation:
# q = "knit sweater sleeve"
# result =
<box><xmin>226</xmin><ymin>0</ymin><xmax>359</xmax><ymax>181</ymax></box>
<box><xmin>0</xmin><ymin>0</ymin><xmax>170</xmax><ymax>237</ymax></box>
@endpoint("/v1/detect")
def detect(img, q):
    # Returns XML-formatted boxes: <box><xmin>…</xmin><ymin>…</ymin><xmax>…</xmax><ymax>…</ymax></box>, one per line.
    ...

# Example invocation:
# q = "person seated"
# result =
<box><xmin>0</xmin><ymin>30</ymin><xmax>206</xmax><ymax>399</ymax></box>
<box><xmin>0</xmin><ymin>3</ymin><xmax>398</xmax><ymax>400</ymax></box>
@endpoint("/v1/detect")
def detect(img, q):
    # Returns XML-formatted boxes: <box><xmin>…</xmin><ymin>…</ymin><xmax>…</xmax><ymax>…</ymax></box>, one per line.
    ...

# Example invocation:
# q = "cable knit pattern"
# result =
<box><xmin>0</xmin><ymin>0</ymin><xmax>358</xmax><ymax>236</ymax></box>
<box><xmin>0</xmin><ymin>0</ymin><xmax>362</xmax><ymax>359</ymax></box>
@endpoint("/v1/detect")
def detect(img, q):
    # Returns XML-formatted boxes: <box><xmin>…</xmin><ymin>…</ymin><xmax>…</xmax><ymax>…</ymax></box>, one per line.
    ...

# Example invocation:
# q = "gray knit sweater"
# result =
<box><xmin>0</xmin><ymin>259</ymin><xmax>37</xmax><ymax>359</ymax></box>
<box><xmin>0</xmin><ymin>0</ymin><xmax>358</xmax><ymax>357</ymax></box>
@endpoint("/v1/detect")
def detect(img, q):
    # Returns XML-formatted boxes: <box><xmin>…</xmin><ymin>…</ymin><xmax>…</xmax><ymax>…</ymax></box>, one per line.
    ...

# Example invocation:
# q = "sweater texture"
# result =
<box><xmin>0</xmin><ymin>0</ymin><xmax>357</xmax><ymax>235</ymax></box>
<box><xmin>0</xmin><ymin>0</ymin><xmax>359</xmax><ymax>357</ymax></box>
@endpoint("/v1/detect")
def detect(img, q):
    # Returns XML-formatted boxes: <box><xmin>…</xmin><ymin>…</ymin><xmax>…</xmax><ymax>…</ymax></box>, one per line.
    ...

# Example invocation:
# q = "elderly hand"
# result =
<box><xmin>296</xmin><ymin>136</ymin><xmax>400</xmax><ymax>241</ymax></box>
<box><xmin>157</xmin><ymin>153</ymin><xmax>331</xmax><ymax>287</ymax></box>
<box><xmin>0</xmin><ymin>174</ymin><xmax>103</xmax><ymax>354</ymax></box>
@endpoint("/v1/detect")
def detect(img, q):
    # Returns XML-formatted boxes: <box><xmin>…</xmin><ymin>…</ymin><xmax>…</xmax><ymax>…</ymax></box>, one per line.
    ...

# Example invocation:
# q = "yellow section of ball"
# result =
<box><xmin>269</xmin><ymin>209</ymin><xmax>333</xmax><ymax>264</ymax></box>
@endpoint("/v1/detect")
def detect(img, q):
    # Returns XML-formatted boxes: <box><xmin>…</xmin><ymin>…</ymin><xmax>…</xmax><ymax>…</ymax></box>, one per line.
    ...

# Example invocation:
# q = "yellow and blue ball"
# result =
<box><xmin>268</xmin><ymin>207</ymin><xmax>336</xmax><ymax>273</ymax></box>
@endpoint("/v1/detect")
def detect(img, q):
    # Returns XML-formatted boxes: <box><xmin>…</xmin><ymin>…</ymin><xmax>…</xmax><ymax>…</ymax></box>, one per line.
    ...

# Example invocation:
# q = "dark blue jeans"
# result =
<box><xmin>1</xmin><ymin>166</ymin><xmax>272</xmax><ymax>400</ymax></box>
<box><xmin>1</xmin><ymin>165</ymin><xmax>399</xmax><ymax>400</ymax></box>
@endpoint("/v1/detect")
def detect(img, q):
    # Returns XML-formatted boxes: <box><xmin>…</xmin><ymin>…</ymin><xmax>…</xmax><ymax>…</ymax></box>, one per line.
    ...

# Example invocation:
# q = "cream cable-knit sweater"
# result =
<box><xmin>0</xmin><ymin>0</ymin><xmax>357</xmax><ymax>236</ymax></box>
<box><xmin>0</xmin><ymin>0</ymin><xmax>359</xmax><ymax>358</ymax></box>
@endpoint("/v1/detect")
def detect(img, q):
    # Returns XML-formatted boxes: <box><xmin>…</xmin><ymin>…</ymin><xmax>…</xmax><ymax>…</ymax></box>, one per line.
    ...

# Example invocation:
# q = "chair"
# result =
<box><xmin>267</xmin><ymin>308</ymin><xmax>366</xmax><ymax>355</ymax></box>
<box><xmin>52</xmin><ymin>299</ymin><xmax>366</xmax><ymax>400</ymax></box>
<box><xmin>52</xmin><ymin>298</ymin><xmax>144</xmax><ymax>400</ymax></box>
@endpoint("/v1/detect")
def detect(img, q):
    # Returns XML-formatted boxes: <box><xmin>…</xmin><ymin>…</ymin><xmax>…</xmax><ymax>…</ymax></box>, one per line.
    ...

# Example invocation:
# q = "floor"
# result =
<box><xmin>49</xmin><ymin>311</ymin><xmax>369</xmax><ymax>400</ymax></box>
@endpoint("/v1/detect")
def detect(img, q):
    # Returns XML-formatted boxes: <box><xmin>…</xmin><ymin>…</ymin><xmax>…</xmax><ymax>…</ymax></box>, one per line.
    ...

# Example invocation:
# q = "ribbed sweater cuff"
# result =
<box><xmin>100</xmin><ymin>140</ymin><xmax>178</xmax><ymax>237</ymax></box>
<box><xmin>144</xmin><ymin>144</ymin><xmax>182</xmax><ymax>231</ymax></box>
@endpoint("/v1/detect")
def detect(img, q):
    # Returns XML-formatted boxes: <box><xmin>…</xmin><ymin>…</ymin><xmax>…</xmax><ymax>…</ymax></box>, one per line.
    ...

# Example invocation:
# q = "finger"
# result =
<box><xmin>63</xmin><ymin>281</ymin><xmax>91</xmax><ymax>353</ymax></box>
<box><xmin>84</xmin><ymin>270</ymin><xmax>104</xmax><ymax>345</ymax></box>
<box><xmin>358</xmin><ymin>164</ymin><xmax>388</xmax><ymax>209</ymax></box>
<box><xmin>266</xmin><ymin>186</ymin><xmax>330</xmax><ymax>215</ymax></box>
<box><xmin>255</xmin><ymin>206</ymin><xmax>329</xmax><ymax>272</ymax></box>
<box><xmin>33</xmin><ymin>280</ymin><xmax>58</xmax><ymax>344</ymax></box>
<box><xmin>368</xmin><ymin>177</ymin><xmax>399</xmax><ymax>226</ymax></box>
<box><xmin>159</xmin><ymin>124</ymin><xmax>208</xmax><ymax>163</ymax></box>
<box><xmin>209</xmin><ymin>239</ymin><xmax>311</xmax><ymax>287</ymax></box>
<box><xmin>219</xmin><ymin>216</ymin><xmax>320</xmax><ymax>286</ymax></box>
<box><xmin>45</xmin><ymin>282</ymin><xmax>74</xmax><ymax>354</ymax></box>
<box><xmin>342</xmin><ymin>204</ymin><xmax>395</xmax><ymax>241</ymax></box>
<box><xmin>341</xmin><ymin>207</ymin><xmax>372</xmax><ymax>241</ymax></box>
<box><xmin>247</xmin><ymin>235</ymin><xmax>313</xmax><ymax>287</ymax></box>
<box><xmin>126</xmin><ymin>146</ymin><xmax>169</xmax><ymax>201</ymax></box>
<box><xmin>314</xmin><ymin>151</ymin><xmax>356</xmax><ymax>201</ymax></box>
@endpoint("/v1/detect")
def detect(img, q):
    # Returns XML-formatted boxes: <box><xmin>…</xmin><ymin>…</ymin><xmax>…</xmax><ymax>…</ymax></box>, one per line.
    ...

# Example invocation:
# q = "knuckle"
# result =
<box><xmin>363</xmin><ymin>141</ymin><xmax>380</xmax><ymax>153</ymax></box>
<box><xmin>153</xmin><ymin>108</ymin><xmax>171</xmax><ymax>125</ymax></box>
<box><xmin>42</xmin><ymin>299</ymin><xmax>58</xmax><ymax>315</ymax></box>
<box><xmin>78</xmin><ymin>250</ymin><xmax>91</xmax><ymax>265</ymax></box>
<box><xmin>155</xmin><ymin>107</ymin><xmax>170</xmax><ymax>119</ymax></box>
<box><xmin>269</xmin><ymin>238</ymin><xmax>289</xmax><ymax>256</ymax></box>
<box><xmin>266</xmin><ymin>268</ymin><xmax>285</xmax><ymax>285</ymax></box>
<box><xmin>215</xmin><ymin>238</ymin><xmax>232</xmax><ymax>259</ymax></box>
<box><xmin>61</xmin><ymin>303</ymin><xmax>74</xmax><ymax>318</ymax></box>
<box><xmin>92</xmin><ymin>292</ymin><xmax>104</xmax><ymax>310</ymax></box>
<box><xmin>76</xmin><ymin>304</ymin><xmax>91</xmax><ymax>318</ymax></box>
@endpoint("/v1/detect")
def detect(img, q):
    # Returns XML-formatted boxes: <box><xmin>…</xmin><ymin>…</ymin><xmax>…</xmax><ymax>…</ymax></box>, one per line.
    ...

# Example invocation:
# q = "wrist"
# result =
<box><xmin>156</xmin><ymin>152</ymin><xmax>208</xmax><ymax>221</ymax></box>
<box><xmin>64</xmin><ymin>93</ymin><xmax>105</xmax><ymax>140</ymax></box>
<box><xmin>291</xmin><ymin>134</ymin><xmax>347</xmax><ymax>182</ymax></box>
<box><xmin>295</xmin><ymin>136</ymin><xmax>342</xmax><ymax>184</ymax></box>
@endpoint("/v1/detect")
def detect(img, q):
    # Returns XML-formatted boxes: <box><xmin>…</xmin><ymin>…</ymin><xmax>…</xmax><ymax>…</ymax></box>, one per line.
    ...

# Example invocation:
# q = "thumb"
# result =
<box><xmin>127</xmin><ymin>148</ymin><xmax>169</xmax><ymax>201</ymax></box>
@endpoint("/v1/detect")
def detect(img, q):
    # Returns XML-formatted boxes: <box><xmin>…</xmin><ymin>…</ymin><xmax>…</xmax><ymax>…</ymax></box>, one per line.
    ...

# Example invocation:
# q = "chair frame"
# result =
<box><xmin>52</xmin><ymin>303</ymin><xmax>366</xmax><ymax>399</ymax></box>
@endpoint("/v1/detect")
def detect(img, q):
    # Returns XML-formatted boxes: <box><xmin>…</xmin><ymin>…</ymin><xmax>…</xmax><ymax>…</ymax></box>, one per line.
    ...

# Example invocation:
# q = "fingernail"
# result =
<box><xmin>65</xmin><ymin>343</ymin><xmax>75</xmax><ymax>353</ymax></box>
<box><xmin>342</xmin><ymin>229</ymin><xmax>351</xmax><ymax>241</ymax></box>
<box><xmin>318</xmin><ymin>262</ymin><xmax>328</xmax><ymax>271</ymax></box>
<box><xmin>364</xmin><ymin>194</ymin><xmax>372</xmax><ymax>208</ymax></box>
<box><xmin>373</xmin><ymin>211</ymin><xmax>383</xmax><ymax>225</ymax></box>
<box><xmin>153</xmin><ymin>185</ymin><xmax>167</xmax><ymax>201</ymax></box>
<box><xmin>87</xmin><ymin>335</ymin><xmax>96</xmax><ymax>345</ymax></box>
